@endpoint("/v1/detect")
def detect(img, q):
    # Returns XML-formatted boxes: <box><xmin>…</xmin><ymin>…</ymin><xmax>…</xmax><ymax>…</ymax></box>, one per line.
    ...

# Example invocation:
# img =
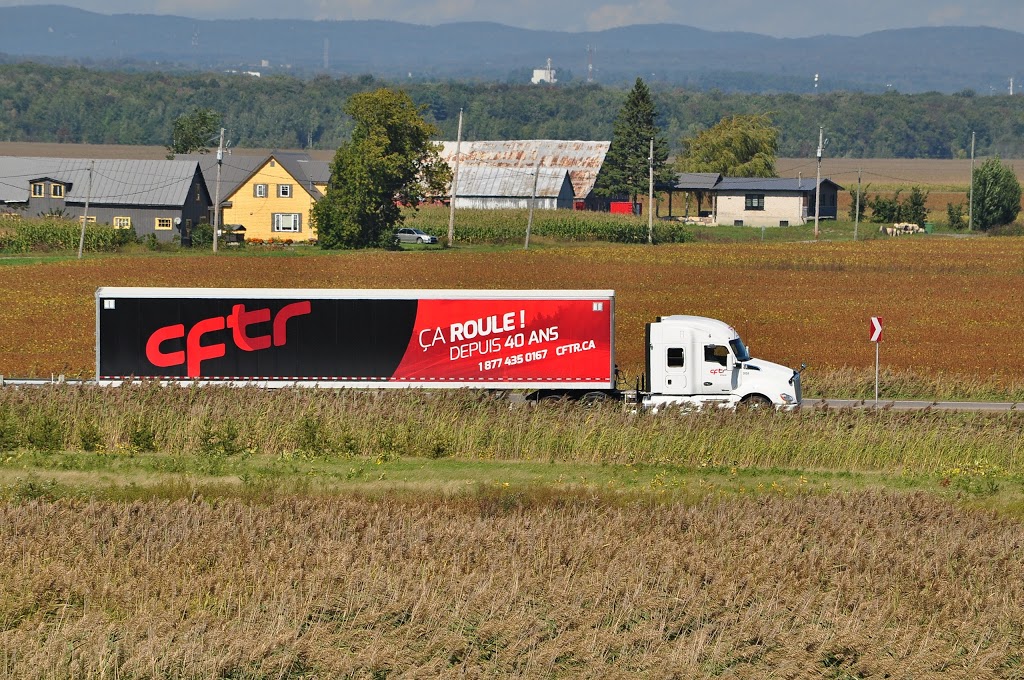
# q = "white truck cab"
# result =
<box><xmin>643</xmin><ymin>315</ymin><xmax>801</xmax><ymax>410</ymax></box>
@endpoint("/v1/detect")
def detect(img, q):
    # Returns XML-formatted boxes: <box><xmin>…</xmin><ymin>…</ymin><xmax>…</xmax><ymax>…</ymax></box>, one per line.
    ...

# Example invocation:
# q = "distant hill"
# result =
<box><xmin>1</xmin><ymin>6</ymin><xmax>1023</xmax><ymax>92</ymax></box>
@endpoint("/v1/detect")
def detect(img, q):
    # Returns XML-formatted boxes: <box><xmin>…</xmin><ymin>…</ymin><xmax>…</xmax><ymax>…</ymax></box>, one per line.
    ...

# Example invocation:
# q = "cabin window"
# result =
<box><xmin>704</xmin><ymin>345</ymin><xmax>729</xmax><ymax>366</ymax></box>
<box><xmin>273</xmin><ymin>213</ymin><xmax>301</xmax><ymax>232</ymax></box>
<box><xmin>155</xmin><ymin>217</ymin><xmax>173</xmax><ymax>230</ymax></box>
<box><xmin>51</xmin><ymin>184</ymin><xmax>65</xmax><ymax>198</ymax></box>
<box><xmin>78</xmin><ymin>215</ymin><xmax>96</xmax><ymax>225</ymax></box>
<box><xmin>667</xmin><ymin>347</ymin><xmax>684</xmax><ymax>368</ymax></box>
<box><xmin>278</xmin><ymin>184</ymin><xmax>292</xmax><ymax>198</ymax></box>
<box><xmin>31</xmin><ymin>183</ymin><xmax>44</xmax><ymax>197</ymax></box>
<box><xmin>113</xmin><ymin>216</ymin><xmax>132</xmax><ymax>229</ymax></box>
<box><xmin>744</xmin><ymin>194</ymin><xmax>764</xmax><ymax>210</ymax></box>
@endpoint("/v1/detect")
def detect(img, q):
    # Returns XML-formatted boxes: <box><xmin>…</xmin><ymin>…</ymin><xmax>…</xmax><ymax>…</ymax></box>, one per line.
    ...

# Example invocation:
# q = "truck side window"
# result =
<box><xmin>704</xmin><ymin>345</ymin><xmax>729</xmax><ymax>366</ymax></box>
<box><xmin>667</xmin><ymin>347</ymin><xmax>684</xmax><ymax>367</ymax></box>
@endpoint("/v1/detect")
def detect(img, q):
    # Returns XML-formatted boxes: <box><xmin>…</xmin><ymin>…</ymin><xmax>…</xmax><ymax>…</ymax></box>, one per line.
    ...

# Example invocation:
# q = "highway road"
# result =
<box><xmin>811</xmin><ymin>399</ymin><xmax>1020</xmax><ymax>412</ymax></box>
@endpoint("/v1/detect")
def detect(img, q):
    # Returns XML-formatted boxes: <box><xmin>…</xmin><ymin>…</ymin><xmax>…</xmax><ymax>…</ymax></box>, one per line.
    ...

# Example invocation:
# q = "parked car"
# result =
<box><xmin>393</xmin><ymin>228</ymin><xmax>438</xmax><ymax>244</ymax></box>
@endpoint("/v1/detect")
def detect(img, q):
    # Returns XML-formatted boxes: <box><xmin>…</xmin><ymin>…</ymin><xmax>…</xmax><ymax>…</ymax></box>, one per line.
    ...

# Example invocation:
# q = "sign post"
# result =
<box><xmin>870</xmin><ymin>316</ymin><xmax>883</xmax><ymax>405</ymax></box>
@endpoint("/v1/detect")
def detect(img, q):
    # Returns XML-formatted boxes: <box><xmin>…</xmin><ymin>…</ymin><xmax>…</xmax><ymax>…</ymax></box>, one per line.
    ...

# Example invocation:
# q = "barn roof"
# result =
<box><xmin>439</xmin><ymin>140</ymin><xmax>608</xmax><ymax>199</ymax></box>
<box><xmin>454</xmin><ymin>165</ymin><xmax>573</xmax><ymax>198</ymax></box>
<box><xmin>0</xmin><ymin>157</ymin><xmax>203</xmax><ymax>205</ymax></box>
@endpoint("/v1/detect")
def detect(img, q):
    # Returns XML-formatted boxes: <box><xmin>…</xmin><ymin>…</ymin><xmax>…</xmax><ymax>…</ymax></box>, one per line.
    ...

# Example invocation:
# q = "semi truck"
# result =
<box><xmin>95</xmin><ymin>287</ymin><xmax>803</xmax><ymax>409</ymax></box>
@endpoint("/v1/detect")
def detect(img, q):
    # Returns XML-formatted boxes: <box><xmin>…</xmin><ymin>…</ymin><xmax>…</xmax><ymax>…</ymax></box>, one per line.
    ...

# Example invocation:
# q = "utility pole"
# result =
<box><xmin>814</xmin><ymin>126</ymin><xmax>824</xmax><ymax>240</ymax></box>
<box><xmin>525</xmin><ymin>160</ymin><xmax>540</xmax><ymax>250</ymax></box>
<box><xmin>647</xmin><ymin>138</ymin><xmax>654</xmax><ymax>244</ymax></box>
<box><xmin>968</xmin><ymin>131</ymin><xmax>975</xmax><ymax>232</ymax></box>
<box><xmin>447</xmin><ymin>108</ymin><xmax>463</xmax><ymax>245</ymax></box>
<box><xmin>854</xmin><ymin>168</ymin><xmax>862</xmax><ymax>241</ymax></box>
<box><xmin>77</xmin><ymin>160</ymin><xmax>93</xmax><ymax>259</ymax></box>
<box><xmin>213</xmin><ymin>127</ymin><xmax>225</xmax><ymax>253</ymax></box>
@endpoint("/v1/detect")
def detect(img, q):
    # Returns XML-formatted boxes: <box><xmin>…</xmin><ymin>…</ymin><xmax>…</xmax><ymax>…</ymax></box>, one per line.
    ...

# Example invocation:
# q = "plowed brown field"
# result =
<box><xmin>1</xmin><ymin>238</ymin><xmax>1021</xmax><ymax>382</ymax></box>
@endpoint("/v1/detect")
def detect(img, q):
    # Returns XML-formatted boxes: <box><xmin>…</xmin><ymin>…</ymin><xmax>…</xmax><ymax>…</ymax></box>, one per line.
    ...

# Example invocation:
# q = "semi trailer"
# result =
<box><xmin>95</xmin><ymin>287</ymin><xmax>803</xmax><ymax>409</ymax></box>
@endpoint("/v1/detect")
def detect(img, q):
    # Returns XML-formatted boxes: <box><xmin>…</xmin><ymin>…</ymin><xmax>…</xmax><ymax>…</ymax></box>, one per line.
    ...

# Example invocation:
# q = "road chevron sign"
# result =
<box><xmin>870</xmin><ymin>316</ymin><xmax>884</xmax><ymax>343</ymax></box>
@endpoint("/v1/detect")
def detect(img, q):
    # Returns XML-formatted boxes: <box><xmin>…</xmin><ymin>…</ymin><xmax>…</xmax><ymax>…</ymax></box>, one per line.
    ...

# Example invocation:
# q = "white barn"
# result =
<box><xmin>452</xmin><ymin>166</ymin><xmax>575</xmax><ymax>210</ymax></box>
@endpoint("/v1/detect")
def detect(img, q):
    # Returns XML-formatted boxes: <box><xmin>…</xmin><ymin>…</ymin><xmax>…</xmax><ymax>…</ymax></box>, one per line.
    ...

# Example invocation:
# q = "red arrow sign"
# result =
<box><xmin>870</xmin><ymin>316</ymin><xmax>883</xmax><ymax>342</ymax></box>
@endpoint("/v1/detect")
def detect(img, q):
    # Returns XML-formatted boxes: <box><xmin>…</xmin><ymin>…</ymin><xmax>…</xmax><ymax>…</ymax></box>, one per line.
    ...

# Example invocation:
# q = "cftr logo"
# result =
<box><xmin>145</xmin><ymin>301</ymin><xmax>311</xmax><ymax>377</ymax></box>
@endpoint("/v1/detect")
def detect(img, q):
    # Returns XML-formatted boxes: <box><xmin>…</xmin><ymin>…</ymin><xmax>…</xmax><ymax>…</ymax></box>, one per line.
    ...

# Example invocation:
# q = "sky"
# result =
<box><xmin>2</xmin><ymin>0</ymin><xmax>1024</xmax><ymax>36</ymax></box>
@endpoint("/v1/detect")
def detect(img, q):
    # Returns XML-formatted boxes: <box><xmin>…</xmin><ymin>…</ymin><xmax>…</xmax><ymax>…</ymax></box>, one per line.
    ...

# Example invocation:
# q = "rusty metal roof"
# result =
<box><xmin>439</xmin><ymin>140</ymin><xmax>608</xmax><ymax>199</ymax></box>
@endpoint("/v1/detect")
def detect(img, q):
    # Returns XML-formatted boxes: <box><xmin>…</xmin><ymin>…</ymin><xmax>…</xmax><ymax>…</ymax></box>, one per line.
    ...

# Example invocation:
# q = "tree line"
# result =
<box><xmin>4</xmin><ymin>63</ymin><xmax>1024</xmax><ymax>158</ymax></box>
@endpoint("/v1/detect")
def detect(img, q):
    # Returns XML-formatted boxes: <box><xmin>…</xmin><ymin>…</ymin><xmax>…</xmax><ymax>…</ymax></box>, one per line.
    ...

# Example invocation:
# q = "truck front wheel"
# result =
<box><xmin>738</xmin><ymin>394</ymin><xmax>773</xmax><ymax>411</ymax></box>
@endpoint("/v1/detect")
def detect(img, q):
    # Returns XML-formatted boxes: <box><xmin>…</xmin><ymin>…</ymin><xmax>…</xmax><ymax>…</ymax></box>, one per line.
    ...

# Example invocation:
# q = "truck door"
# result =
<box><xmin>647</xmin><ymin>322</ymin><xmax>691</xmax><ymax>395</ymax></box>
<box><xmin>702</xmin><ymin>344</ymin><xmax>735</xmax><ymax>394</ymax></box>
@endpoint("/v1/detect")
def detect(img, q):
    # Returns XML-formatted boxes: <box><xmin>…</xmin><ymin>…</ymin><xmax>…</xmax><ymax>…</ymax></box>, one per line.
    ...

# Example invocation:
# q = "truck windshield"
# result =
<box><xmin>729</xmin><ymin>337</ymin><xmax>752</xmax><ymax>362</ymax></box>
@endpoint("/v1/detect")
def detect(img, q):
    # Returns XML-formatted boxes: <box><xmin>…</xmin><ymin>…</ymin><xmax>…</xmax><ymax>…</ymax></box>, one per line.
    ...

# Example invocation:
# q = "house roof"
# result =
<box><xmin>177</xmin><ymin>151</ymin><xmax>327</xmax><ymax>204</ymax></box>
<box><xmin>666</xmin><ymin>172</ymin><xmax>723</xmax><ymax>191</ymax></box>
<box><xmin>439</xmin><ymin>140</ymin><xmax>608</xmax><ymax>200</ymax></box>
<box><xmin>715</xmin><ymin>177</ymin><xmax>844</xmax><ymax>193</ymax></box>
<box><xmin>454</xmin><ymin>165</ymin><xmax>573</xmax><ymax>199</ymax></box>
<box><xmin>0</xmin><ymin>157</ymin><xmax>204</xmax><ymax>205</ymax></box>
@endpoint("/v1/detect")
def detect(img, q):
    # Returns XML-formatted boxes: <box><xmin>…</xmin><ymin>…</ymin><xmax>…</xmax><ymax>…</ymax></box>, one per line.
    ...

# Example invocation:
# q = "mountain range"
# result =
<box><xmin>1</xmin><ymin>5</ymin><xmax>1022</xmax><ymax>93</ymax></box>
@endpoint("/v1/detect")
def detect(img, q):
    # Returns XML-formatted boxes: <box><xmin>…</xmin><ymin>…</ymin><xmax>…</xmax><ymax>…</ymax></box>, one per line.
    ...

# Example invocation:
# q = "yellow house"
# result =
<box><xmin>185</xmin><ymin>152</ymin><xmax>330</xmax><ymax>242</ymax></box>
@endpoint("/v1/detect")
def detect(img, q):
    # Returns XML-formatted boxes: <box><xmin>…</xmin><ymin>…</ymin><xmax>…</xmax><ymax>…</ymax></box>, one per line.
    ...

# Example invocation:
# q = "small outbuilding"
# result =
<box><xmin>452</xmin><ymin>166</ymin><xmax>575</xmax><ymax>210</ymax></box>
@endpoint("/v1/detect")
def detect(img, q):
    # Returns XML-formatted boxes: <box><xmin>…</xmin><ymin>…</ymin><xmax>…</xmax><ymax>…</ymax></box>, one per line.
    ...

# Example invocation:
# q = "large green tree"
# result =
<box><xmin>677</xmin><ymin>113</ymin><xmax>779</xmax><ymax>177</ymax></box>
<box><xmin>595</xmin><ymin>78</ymin><xmax>671</xmax><ymax>202</ymax></box>
<box><xmin>312</xmin><ymin>88</ymin><xmax>450</xmax><ymax>249</ymax></box>
<box><xmin>971</xmin><ymin>158</ymin><xmax>1021</xmax><ymax>231</ymax></box>
<box><xmin>165</xmin><ymin>107</ymin><xmax>220</xmax><ymax>158</ymax></box>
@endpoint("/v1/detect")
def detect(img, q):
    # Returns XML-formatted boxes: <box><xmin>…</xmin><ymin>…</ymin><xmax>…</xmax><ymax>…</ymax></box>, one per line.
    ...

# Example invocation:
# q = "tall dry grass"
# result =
<box><xmin>1</xmin><ymin>491</ymin><xmax>1022</xmax><ymax>677</ymax></box>
<box><xmin>2</xmin><ymin>385</ymin><xmax>1023</xmax><ymax>476</ymax></box>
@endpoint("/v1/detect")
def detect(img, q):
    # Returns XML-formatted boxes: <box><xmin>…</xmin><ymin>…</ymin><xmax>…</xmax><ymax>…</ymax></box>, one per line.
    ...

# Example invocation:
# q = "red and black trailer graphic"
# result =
<box><xmin>96</xmin><ymin>288</ymin><xmax>615</xmax><ymax>389</ymax></box>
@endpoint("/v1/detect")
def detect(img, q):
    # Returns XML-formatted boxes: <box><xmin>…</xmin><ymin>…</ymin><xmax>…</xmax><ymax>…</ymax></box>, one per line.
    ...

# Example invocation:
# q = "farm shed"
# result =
<box><xmin>661</xmin><ymin>173</ymin><xmax>843</xmax><ymax>227</ymax></box>
<box><xmin>0</xmin><ymin>157</ymin><xmax>210</xmax><ymax>241</ymax></box>
<box><xmin>451</xmin><ymin>165</ymin><xmax>575</xmax><ymax>210</ymax></box>
<box><xmin>439</xmin><ymin>140</ymin><xmax>609</xmax><ymax>208</ymax></box>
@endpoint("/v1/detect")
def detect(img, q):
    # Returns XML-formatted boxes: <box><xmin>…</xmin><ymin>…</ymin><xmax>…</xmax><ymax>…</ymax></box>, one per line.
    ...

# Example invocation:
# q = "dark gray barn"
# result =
<box><xmin>0</xmin><ymin>157</ymin><xmax>211</xmax><ymax>242</ymax></box>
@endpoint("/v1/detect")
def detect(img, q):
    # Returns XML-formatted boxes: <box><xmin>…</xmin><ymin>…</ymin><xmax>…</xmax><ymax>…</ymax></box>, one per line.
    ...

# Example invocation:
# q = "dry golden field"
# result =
<box><xmin>2</xmin><ymin>492</ymin><xmax>1023</xmax><ymax>678</ymax></box>
<box><xmin>1</xmin><ymin>239</ymin><xmax>1023</xmax><ymax>392</ymax></box>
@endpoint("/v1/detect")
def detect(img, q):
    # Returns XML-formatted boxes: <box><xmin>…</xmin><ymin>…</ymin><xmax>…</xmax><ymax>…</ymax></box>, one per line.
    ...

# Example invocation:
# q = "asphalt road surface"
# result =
<box><xmin>811</xmin><ymin>399</ymin><xmax>1020</xmax><ymax>412</ymax></box>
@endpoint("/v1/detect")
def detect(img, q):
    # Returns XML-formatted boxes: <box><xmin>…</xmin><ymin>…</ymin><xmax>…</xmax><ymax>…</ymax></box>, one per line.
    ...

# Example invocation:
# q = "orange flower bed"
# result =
<box><xmin>0</xmin><ymin>238</ymin><xmax>1020</xmax><ymax>381</ymax></box>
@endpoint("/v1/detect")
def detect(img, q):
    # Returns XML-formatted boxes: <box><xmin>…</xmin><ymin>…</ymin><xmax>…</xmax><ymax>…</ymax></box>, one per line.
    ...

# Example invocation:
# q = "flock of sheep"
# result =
<box><xmin>879</xmin><ymin>222</ymin><xmax>926</xmax><ymax>236</ymax></box>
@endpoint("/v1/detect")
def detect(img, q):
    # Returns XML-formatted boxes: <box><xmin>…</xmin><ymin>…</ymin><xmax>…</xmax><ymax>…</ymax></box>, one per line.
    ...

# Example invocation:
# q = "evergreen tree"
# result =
<box><xmin>311</xmin><ymin>88</ymin><xmax>450</xmax><ymax>249</ymax></box>
<box><xmin>594</xmin><ymin>78</ymin><xmax>671</xmax><ymax>202</ymax></box>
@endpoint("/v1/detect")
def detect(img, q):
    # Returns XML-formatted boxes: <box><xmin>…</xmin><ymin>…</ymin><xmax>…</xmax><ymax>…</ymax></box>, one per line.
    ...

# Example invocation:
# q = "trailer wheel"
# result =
<box><xmin>738</xmin><ymin>394</ymin><xmax>773</xmax><ymax>411</ymax></box>
<box><xmin>580</xmin><ymin>391</ymin><xmax>609</xmax><ymax>406</ymax></box>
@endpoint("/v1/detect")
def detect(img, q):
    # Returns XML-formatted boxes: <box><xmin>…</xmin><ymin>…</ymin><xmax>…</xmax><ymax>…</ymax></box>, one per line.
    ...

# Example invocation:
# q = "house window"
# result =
<box><xmin>779</xmin><ymin>220</ymin><xmax>789</xmax><ymax>227</ymax></box>
<box><xmin>254</xmin><ymin>184</ymin><xmax>268</xmax><ymax>198</ymax></box>
<box><xmin>278</xmin><ymin>184</ymin><xmax>292</xmax><ymax>198</ymax></box>
<box><xmin>51</xmin><ymin>184</ymin><xmax>65</xmax><ymax>198</ymax></box>
<box><xmin>667</xmin><ymin>347</ymin><xmax>684</xmax><ymax>368</ymax></box>
<box><xmin>272</xmin><ymin>213</ymin><xmax>301</xmax><ymax>232</ymax></box>
<box><xmin>155</xmin><ymin>217</ymin><xmax>173</xmax><ymax>230</ymax></box>
<box><xmin>195</xmin><ymin>183</ymin><xmax>201</xmax><ymax>202</ymax></box>
<box><xmin>31</xmin><ymin>183</ymin><xmax>44</xmax><ymax>197</ymax></box>
<box><xmin>78</xmin><ymin>215</ymin><xmax>96</xmax><ymax>225</ymax></box>
<box><xmin>113</xmin><ymin>216</ymin><xmax>132</xmax><ymax>229</ymax></box>
<box><xmin>744</xmin><ymin>194</ymin><xmax>765</xmax><ymax>210</ymax></box>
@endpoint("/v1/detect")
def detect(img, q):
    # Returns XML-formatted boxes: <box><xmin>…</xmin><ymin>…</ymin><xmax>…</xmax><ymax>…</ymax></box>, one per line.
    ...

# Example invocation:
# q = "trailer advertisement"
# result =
<box><xmin>97</xmin><ymin>288</ymin><xmax>614</xmax><ymax>388</ymax></box>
